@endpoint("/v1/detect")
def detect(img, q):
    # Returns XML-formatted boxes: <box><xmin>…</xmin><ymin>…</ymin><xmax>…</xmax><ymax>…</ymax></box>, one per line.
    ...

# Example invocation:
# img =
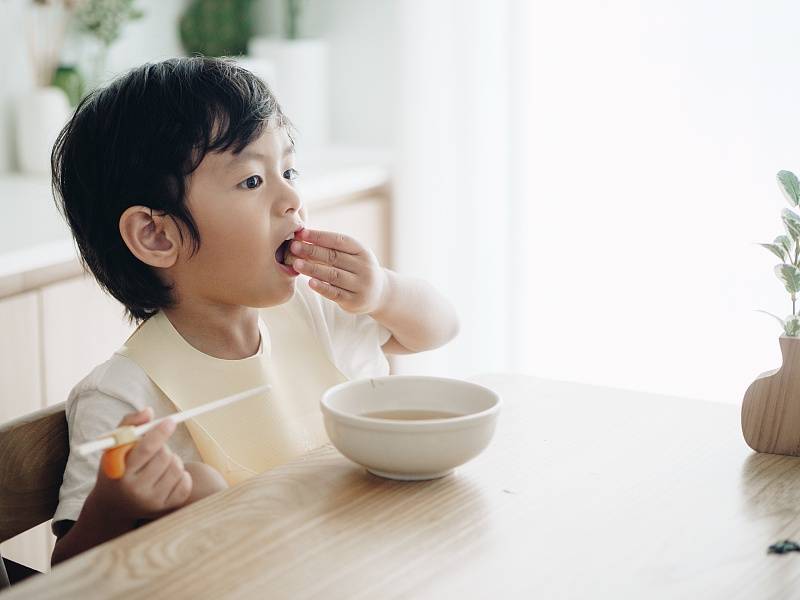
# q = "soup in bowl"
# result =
<box><xmin>320</xmin><ymin>375</ymin><xmax>502</xmax><ymax>481</ymax></box>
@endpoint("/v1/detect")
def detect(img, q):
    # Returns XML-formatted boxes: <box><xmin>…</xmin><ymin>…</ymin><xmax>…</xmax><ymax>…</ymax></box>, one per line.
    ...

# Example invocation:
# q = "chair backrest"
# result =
<box><xmin>0</xmin><ymin>403</ymin><xmax>68</xmax><ymax>543</ymax></box>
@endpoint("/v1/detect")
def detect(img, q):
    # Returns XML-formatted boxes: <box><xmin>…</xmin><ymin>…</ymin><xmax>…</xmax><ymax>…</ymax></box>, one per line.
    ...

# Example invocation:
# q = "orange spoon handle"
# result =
<box><xmin>101</xmin><ymin>442</ymin><xmax>136</xmax><ymax>479</ymax></box>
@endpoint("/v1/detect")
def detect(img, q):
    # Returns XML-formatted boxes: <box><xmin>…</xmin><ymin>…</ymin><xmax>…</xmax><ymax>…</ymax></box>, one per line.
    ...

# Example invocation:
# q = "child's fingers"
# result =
<box><xmin>100</xmin><ymin>408</ymin><xmax>155</xmax><ymax>480</ymax></box>
<box><xmin>118</xmin><ymin>407</ymin><xmax>153</xmax><ymax>427</ymax></box>
<box><xmin>152</xmin><ymin>453</ymin><xmax>186</xmax><ymax>502</ymax></box>
<box><xmin>293</xmin><ymin>259</ymin><xmax>360</xmax><ymax>293</ymax></box>
<box><xmin>296</xmin><ymin>228</ymin><xmax>362</xmax><ymax>254</ymax></box>
<box><xmin>124</xmin><ymin>419</ymin><xmax>176</xmax><ymax>473</ymax></box>
<box><xmin>135</xmin><ymin>445</ymin><xmax>174</xmax><ymax>486</ymax></box>
<box><xmin>289</xmin><ymin>240</ymin><xmax>360</xmax><ymax>272</ymax></box>
<box><xmin>307</xmin><ymin>278</ymin><xmax>355</xmax><ymax>303</ymax></box>
<box><xmin>164</xmin><ymin>471</ymin><xmax>193</xmax><ymax>508</ymax></box>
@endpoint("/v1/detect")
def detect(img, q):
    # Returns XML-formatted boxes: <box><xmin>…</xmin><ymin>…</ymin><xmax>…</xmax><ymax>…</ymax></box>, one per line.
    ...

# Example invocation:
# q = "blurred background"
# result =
<box><xmin>3</xmin><ymin>0</ymin><xmax>800</xmax><ymax>573</ymax></box>
<box><xmin>1</xmin><ymin>0</ymin><xmax>800</xmax><ymax>513</ymax></box>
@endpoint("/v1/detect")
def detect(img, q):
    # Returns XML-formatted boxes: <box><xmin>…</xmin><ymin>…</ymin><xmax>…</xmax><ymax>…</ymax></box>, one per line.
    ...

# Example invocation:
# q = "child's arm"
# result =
<box><xmin>290</xmin><ymin>229</ymin><xmax>459</xmax><ymax>354</ymax></box>
<box><xmin>368</xmin><ymin>269</ymin><xmax>459</xmax><ymax>354</ymax></box>
<box><xmin>52</xmin><ymin>409</ymin><xmax>192</xmax><ymax>565</ymax></box>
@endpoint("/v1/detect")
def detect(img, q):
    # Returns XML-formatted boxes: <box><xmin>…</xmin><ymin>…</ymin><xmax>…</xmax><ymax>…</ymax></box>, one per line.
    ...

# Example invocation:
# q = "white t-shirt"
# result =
<box><xmin>53</xmin><ymin>276</ymin><xmax>392</xmax><ymax>530</ymax></box>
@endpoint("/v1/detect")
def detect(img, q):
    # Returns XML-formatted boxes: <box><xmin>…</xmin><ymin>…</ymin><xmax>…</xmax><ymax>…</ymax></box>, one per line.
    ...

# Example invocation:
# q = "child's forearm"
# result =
<box><xmin>369</xmin><ymin>269</ymin><xmax>459</xmax><ymax>353</ymax></box>
<box><xmin>51</xmin><ymin>488</ymin><xmax>137</xmax><ymax>566</ymax></box>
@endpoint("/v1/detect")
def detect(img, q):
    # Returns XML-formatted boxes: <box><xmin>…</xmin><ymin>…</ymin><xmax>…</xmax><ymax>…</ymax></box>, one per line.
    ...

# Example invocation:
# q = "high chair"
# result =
<box><xmin>0</xmin><ymin>403</ymin><xmax>68</xmax><ymax>589</ymax></box>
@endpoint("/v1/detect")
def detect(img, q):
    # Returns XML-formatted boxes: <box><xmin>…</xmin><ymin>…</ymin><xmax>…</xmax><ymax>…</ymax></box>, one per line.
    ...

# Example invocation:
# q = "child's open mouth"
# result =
<box><xmin>275</xmin><ymin>239</ymin><xmax>299</xmax><ymax>276</ymax></box>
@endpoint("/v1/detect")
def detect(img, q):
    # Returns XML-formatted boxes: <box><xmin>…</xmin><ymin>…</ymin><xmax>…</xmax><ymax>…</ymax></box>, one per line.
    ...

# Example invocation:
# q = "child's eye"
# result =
<box><xmin>239</xmin><ymin>175</ymin><xmax>263</xmax><ymax>190</ymax></box>
<box><xmin>284</xmin><ymin>168</ymin><xmax>300</xmax><ymax>182</ymax></box>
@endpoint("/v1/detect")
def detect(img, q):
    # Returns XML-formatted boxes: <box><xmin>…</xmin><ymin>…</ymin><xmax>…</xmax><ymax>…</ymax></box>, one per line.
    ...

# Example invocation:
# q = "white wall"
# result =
<box><xmin>104</xmin><ymin>0</ymin><xmax>189</xmax><ymax>81</ymax></box>
<box><xmin>0</xmin><ymin>0</ymin><xmax>37</xmax><ymax>172</ymax></box>
<box><xmin>512</xmin><ymin>0</ymin><xmax>800</xmax><ymax>404</ymax></box>
<box><xmin>389</xmin><ymin>0</ymin><xmax>512</xmax><ymax>381</ymax></box>
<box><xmin>254</xmin><ymin>0</ymin><xmax>398</xmax><ymax>148</ymax></box>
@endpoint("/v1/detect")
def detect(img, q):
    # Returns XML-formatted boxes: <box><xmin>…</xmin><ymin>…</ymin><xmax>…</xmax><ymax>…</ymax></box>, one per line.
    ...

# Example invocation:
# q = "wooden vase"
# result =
<box><xmin>742</xmin><ymin>335</ymin><xmax>800</xmax><ymax>455</ymax></box>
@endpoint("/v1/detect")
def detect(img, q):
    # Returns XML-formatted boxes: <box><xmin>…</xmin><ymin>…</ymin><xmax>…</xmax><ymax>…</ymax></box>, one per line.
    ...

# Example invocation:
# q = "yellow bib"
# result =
<box><xmin>117</xmin><ymin>292</ymin><xmax>348</xmax><ymax>485</ymax></box>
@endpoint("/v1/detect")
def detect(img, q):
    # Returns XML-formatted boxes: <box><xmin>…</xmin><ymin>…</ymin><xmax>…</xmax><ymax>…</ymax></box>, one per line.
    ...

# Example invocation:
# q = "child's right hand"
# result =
<box><xmin>93</xmin><ymin>407</ymin><xmax>193</xmax><ymax>520</ymax></box>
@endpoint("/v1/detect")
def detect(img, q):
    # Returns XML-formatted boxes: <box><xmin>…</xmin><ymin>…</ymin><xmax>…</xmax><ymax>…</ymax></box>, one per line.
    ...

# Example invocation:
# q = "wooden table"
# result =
<box><xmin>7</xmin><ymin>374</ymin><xmax>800</xmax><ymax>599</ymax></box>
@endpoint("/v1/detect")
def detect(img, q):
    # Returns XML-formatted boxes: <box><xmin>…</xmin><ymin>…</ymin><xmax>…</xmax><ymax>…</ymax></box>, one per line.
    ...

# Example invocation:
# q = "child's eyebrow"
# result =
<box><xmin>227</xmin><ymin>145</ymin><xmax>295</xmax><ymax>166</ymax></box>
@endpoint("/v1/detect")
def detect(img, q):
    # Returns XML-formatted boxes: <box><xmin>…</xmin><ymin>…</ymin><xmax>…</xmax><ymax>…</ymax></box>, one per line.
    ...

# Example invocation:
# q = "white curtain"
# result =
<box><xmin>391</xmin><ymin>0</ymin><xmax>512</xmax><ymax>380</ymax></box>
<box><xmin>392</xmin><ymin>0</ymin><xmax>800</xmax><ymax>405</ymax></box>
<box><xmin>511</xmin><ymin>0</ymin><xmax>800</xmax><ymax>405</ymax></box>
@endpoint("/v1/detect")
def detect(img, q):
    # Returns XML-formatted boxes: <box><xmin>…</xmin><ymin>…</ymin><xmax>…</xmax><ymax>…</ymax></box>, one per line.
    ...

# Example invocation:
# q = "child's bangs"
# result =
<box><xmin>185</xmin><ymin>61</ymin><xmax>292</xmax><ymax>173</ymax></box>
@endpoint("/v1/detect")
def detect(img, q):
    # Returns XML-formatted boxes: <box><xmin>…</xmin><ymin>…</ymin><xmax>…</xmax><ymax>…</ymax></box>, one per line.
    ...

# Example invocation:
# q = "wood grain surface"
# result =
<box><xmin>6</xmin><ymin>375</ymin><xmax>800</xmax><ymax>599</ymax></box>
<box><xmin>0</xmin><ymin>403</ymin><xmax>67</xmax><ymax>542</ymax></box>
<box><xmin>742</xmin><ymin>335</ymin><xmax>800</xmax><ymax>455</ymax></box>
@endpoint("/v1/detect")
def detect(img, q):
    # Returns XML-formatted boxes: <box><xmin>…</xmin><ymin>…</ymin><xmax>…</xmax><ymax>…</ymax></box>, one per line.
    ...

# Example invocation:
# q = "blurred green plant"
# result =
<box><xmin>759</xmin><ymin>170</ymin><xmax>800</xmax><ymax>336</ymax></box>
<box><xmin>72</xmin><ymin>0</ymin><xmax>143</xmax><ymax>90</ymax></box>
<box><xmin>286</xmin><ymin>0</ymin><xmax>303</xmax><ymax>39</ymax></box>
<box><xmin>52</xmin><ymin>64</ymin><xmax>84</xmax><ymax>106</ymax></box>
<box><xmin>73</xmin><ymin>0</ymin><xmax>143</xmax><ymax>47</ymax></box>
<box><xmin>180</xmin><ymin>0</ymin><xmax>255</xmax><ymax>57</ymax></box>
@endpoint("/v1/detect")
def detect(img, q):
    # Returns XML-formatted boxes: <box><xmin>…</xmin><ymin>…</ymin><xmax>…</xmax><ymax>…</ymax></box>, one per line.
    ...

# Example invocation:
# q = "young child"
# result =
<box><xmin>49</xmin><ymin>56</ymin><xmax>459</xmax><ymax>564</ymax></box>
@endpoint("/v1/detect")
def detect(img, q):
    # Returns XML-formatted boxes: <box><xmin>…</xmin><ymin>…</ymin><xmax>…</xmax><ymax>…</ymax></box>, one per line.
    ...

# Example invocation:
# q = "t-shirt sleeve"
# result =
<box><xmin>52</xmin><ymin>356</ymin><xmax>203</xmax><ymax>534</ymax></box>
<box><xmin>314</xmin><ymin>284</ymin><xmax>393</xmax><ymax>380</ymax></box>
<box><xmin>52</xmin><ymin>388</ymin><xmax>140</xmax><ymax>531</ymax></box>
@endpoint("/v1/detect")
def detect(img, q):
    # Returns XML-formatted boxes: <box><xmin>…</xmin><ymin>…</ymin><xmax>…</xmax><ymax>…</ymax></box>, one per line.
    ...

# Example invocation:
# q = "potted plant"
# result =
<box><xmin>179</xmin><ymin>0</ymin><xmax>255</xmax><ymax>57</ymax></box>
<box><xmin>16</xmin><ymin>0</ymin><xmax>143</xmax><ymax>175</ymax></box>
<box><xmin>742</xmin><ymin>170</ymin><xmax>800</xmax><ymax>455</ymax></box>
<box><xmin>178</xmin><ymin>0</ymin><xmax>276</xmax><ymax>106</ymax></box>
<box><xmin>755</xmin><ymin>170</ymin><xmax>800</xmax><ymax>335</ymax></box>
<box><xmin>247</xmin><ymin>0</ymin><xmax>329</xmax><ymax>149</ymax></box>
<box><xmin>16</xmin><ymin>0</ymin><xmax>76</xmax><ymax>175</ymax></box>
<box><xmin>72</xmin><ymin>0</ymin><xmax>144</xmax><ymax>89</ymax></box>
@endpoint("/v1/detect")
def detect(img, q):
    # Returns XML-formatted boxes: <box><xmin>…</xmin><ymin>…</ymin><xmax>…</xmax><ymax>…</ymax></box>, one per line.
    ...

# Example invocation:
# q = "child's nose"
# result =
<box><xmin>275</xmin><ymin>185</ymin><xmax>302</xmax><ymax>216</ymax></box>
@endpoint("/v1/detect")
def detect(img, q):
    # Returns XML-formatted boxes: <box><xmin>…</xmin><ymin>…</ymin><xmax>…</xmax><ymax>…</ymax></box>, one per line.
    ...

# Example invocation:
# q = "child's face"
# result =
<box><xmin>175</xmin><ymin>123</ymin><xmax>305</xmax><ymax>308</ymax></box>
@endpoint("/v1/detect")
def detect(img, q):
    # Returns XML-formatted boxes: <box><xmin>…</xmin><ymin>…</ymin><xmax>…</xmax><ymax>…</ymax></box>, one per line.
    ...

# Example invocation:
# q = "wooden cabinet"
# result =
<box><xmin>40</xmin><ymin>276</ymin><xmax>135</xmax><ymax>408</ymax></box>
<box><xmin>0</xmin><ymin>292</ymin><xmax>48</xmax><ymax>573</ymax></box>
<box><xmin>0</xmin><ymin>292</ymin><xmax>41</xmax><ymax>422</ymax></box>
<box><xmin>0</xmin><ymin>279</ymin><xmax>133</xmax><ymax>573</ymax></box>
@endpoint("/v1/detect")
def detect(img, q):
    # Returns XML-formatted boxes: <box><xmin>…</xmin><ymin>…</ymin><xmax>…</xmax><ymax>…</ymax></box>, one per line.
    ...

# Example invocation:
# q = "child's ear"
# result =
<box><xmin>119</xmin><ymin>206</ymin><xmax>181</xmax><ymax>268</ymax></box>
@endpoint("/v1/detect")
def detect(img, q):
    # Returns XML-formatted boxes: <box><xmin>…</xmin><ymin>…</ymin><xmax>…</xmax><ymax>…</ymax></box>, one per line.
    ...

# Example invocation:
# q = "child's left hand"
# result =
<box><xmin>288</xmin><ymin>228</ymin><xmax>389</xmax><ymax>315</ymax></box>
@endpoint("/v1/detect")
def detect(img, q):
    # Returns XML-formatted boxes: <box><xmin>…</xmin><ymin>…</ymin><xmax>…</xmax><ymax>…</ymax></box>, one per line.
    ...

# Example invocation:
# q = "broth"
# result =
<box><xmin>361</xmin><ymin>409</ymin><xmax>463</xmax><ymax>421</ymax></box>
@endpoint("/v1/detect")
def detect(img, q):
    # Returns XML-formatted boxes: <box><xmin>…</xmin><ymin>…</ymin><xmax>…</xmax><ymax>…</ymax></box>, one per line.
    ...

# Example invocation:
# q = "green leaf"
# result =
<box><xmin>775</xmin><ymin>264</ymin><xmax>800</xmax><ymax>294</ymax></box>
<box><xmin>778</xmin><ymin>171</ymin><xmax>800</xmax><ymax>207</ymax></box>
<box><xmin>756</xmin><ymin>309</ymin><xmax>786</xmax><ymax>329</ymax></box>
<box><xmin>755</xmin><ymin>309</ymin><xmax>800</xmax><ymax>335</ymax></box>
<box><xmin>776</xmin><ymin>234</ymin><xmax>794</xmax><ymax>257</ymax></box>
<box><xmin>786</xmin><ymin>315</ymin><xmax>800</xmax><ymax>336</ymax></box>
<box><xmin>74</xmin><ymin>0</ymin><xmax>145</xmax><ymax>46</ymax></box>
<box><xmin>761</xmin><ymin>243</ymin><xmax>788</xmax><ymax>261</ymax></box>
<box><xmin>782</xmin><ymin>209</ymin><xmax>800</xmax><ymax>241</ymax></box>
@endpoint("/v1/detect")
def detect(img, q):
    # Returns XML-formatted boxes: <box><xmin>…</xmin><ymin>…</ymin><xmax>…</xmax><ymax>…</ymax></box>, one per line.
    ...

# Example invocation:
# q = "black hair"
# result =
<box><xmin>51</xmin><ymin>56</ymin><xmax>291</xmax><ymax>322</ymax></box>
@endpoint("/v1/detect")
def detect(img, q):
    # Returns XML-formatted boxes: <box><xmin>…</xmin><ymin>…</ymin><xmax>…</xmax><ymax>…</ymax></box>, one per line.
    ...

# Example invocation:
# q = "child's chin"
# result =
<box><xmin>257</xmin><ymin>281</ymin><xmax>296</xmax><ymax>307</ymax></box>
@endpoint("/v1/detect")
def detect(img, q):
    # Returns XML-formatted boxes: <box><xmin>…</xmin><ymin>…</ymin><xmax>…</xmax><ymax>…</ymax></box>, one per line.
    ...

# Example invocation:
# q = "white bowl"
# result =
<box><xmin>320</xmin><ymin>375</ymin><xmax>502</xmax><ymax>481</ymax></box>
